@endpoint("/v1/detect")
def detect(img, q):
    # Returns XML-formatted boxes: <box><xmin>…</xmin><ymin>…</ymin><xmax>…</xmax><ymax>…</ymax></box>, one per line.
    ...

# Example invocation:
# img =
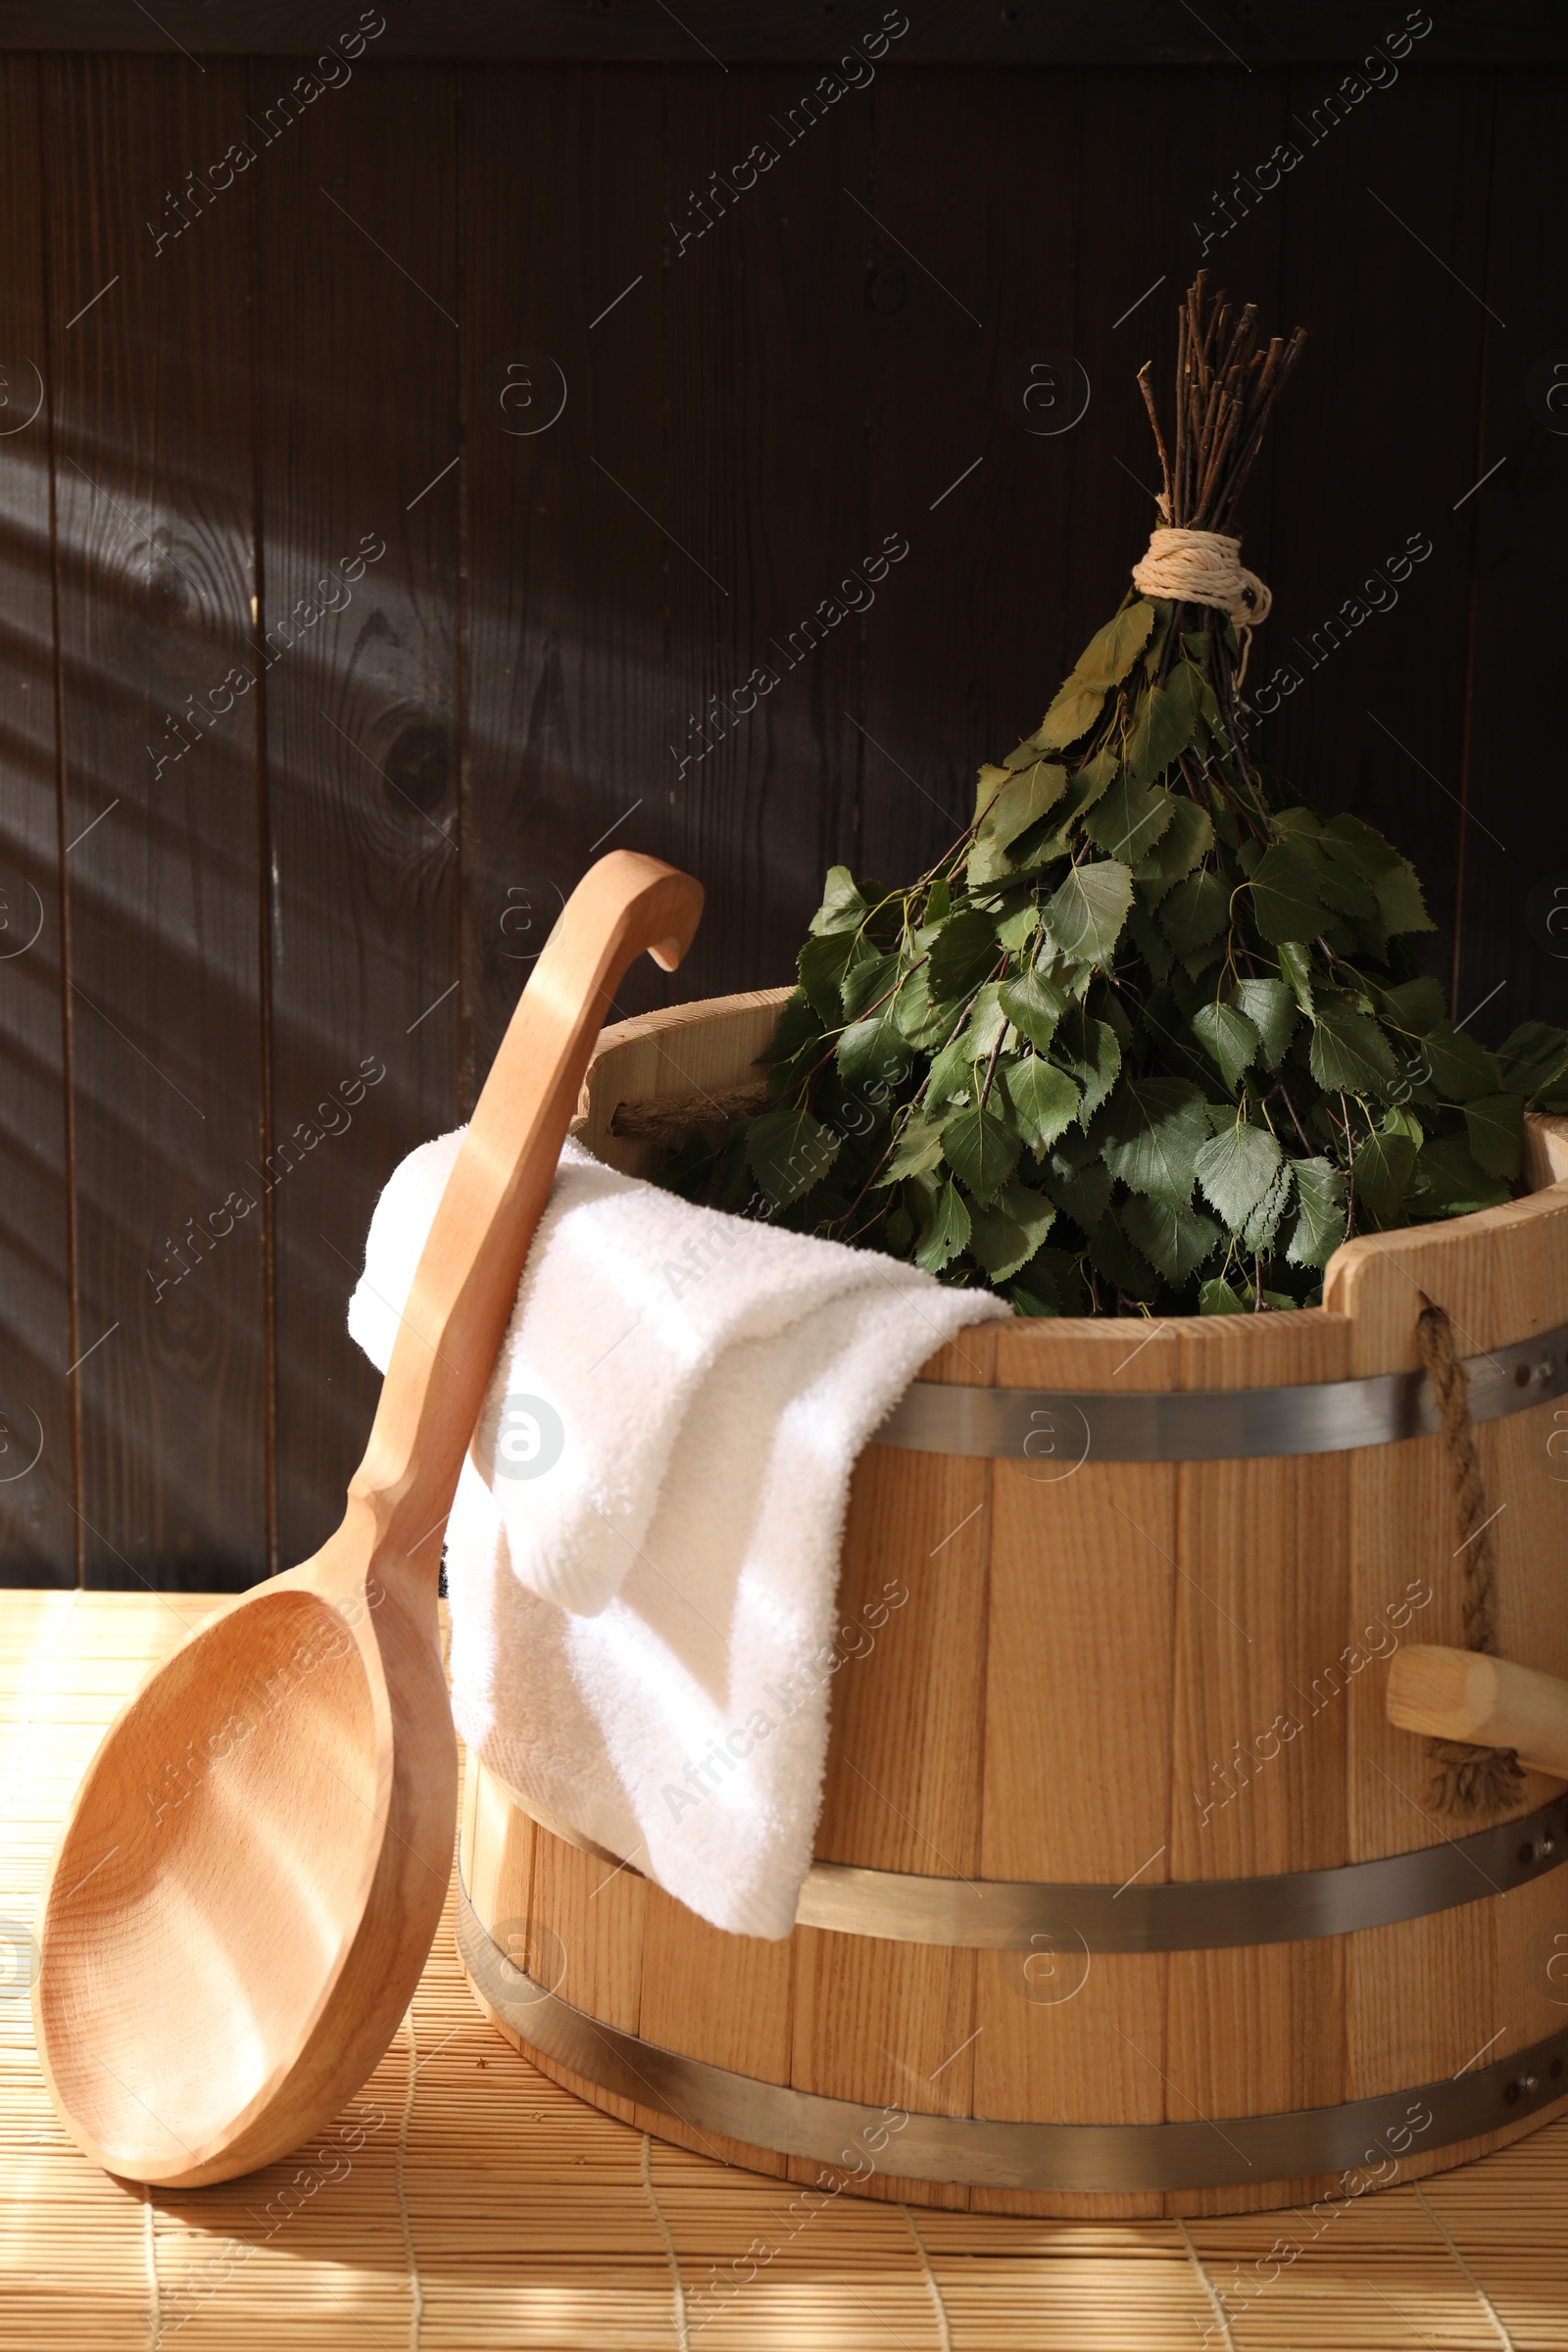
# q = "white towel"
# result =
<box><xmin>349</xmin><ymin>1131</ymin><xmax>1004</xmax><ymax>1939</ymax></box>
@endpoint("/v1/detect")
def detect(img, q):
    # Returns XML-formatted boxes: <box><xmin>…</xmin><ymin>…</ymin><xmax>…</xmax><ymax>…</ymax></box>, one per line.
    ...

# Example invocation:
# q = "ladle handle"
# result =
<box><xmin>348</xmin><ymin>849</ymin><xmax>704</xmax><ymax>1569</ymax></box>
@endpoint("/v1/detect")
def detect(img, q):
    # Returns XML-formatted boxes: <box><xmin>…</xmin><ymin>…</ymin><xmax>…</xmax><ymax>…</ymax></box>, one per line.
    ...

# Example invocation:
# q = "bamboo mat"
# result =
<box><xmin>4</xmin><ymin>1592</ymin><xmax>1566</xmax><ymax>2351</ymax></box>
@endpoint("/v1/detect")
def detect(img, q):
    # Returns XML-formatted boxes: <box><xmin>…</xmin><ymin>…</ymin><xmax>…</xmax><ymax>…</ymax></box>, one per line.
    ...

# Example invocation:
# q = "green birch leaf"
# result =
<box><xmin>1308</xmin><ymin>1004</ymin><xmax>1398</xmax><ymax>1095</ymax></box>
<box><xmin>1191</xmin><ymin>1001</ymin><xmax>1261</xmax><ymax>1089</ymax></box>
<box><xmin>1287</xmin><ymin>1156</ymin><xmax>1348</xmax><ymax>1268</ymax></box>
<box><xmin>998</xmin><ymin>965</ymin><xmax>1067</xmax><ymax>1053</ymax></box>
<box><xmin>1408</xmin><ymin>1132</ymin><xmax>1512</xmax><ymax>1217</ymax></box>
<box><xmin>1043</xmin><ymin>858</ymin><xmax>1134</xmax><ymax>964</ymax></box>
<box><xmin>1193</xmin><ymin>672</ymin><xmax>1237</xmax><ymax>760</ymax></box>
<box><xmin>893</xmin><ymin>961</ymin><xmax>956</xmax><ymax>1051</ymax></box>
<box><xmin>1234</xmin><ymin>977</ymin><xmax>1298</xmax><ymax>1070</ymax></box>
<box><xmin>959</xmin><ymin>983</ymin><xmax>1009</xmax><ymax>1063</ymax></box>
<box><xmin>1022</xmin><ymin>749</ymin><xmax>1119</xmax><ymax>865</ymax></box>
<box><xmin>1241</xmin><ymin>1158</ymin><xmax>1295</xmax><ymax>1253</ymax></box>
<box><xmin>1088</xmin><ymin>1201</ymin><xmax>1161</xmax><ymax>1301</ymax></box>
<box><xmin>924</xmin><ymin>1030</ymin><xmax>977</xmax><ymax>1110</ymax></box>
<box><xmin>1035</xmin><ymin>674</ymin><xmax>1105</xmax><ymax>752</ymax></box>
<box><xmin>1250</xmin><ymin>840</ymin><xmax>1325</xmax><ymax>945</ymax></box>
<box><xmin>877</xmin><ymin>1109</ymin><xmax>948</xmax><ymax>1186</ymax></box>
<box><xmin>927</xmin><ymin>906</ymin><xmax>999</xmax><ymax>1000</ymax></box>
<box><xmin>836</xmin><ymin>1009</ymin><xmax>912</xmax><ymax>1093</ymax></box>
<box><xmin>1004</xmin><ymin>1054</ymin><xmax>1082</xmax><ymax>1152</ymax></box>
<box><xmin>967</xmin><ymin>760</ymin><xmax>1069</xmax><ymax>884</ymax></box>
<box><xmin>1073</xmin><ymin>599</ymin><xmax>1155</xmax><ymax>690</ymax></box>
<box><xmin>1200</xmin><ymin>1277</ymin><xmax>1248</xmax><ymax>1315</ymax></box>
<box><xmin>1122</xmin><ymin>1192</ymin><xmax>1223</xmax><ymax>1285</ymax></box>
<box><xmin>798</xmin><ymin>929</ymin><xmax>858</xmax><ymax>1021</ymax></box>
<box><xmin>1180</xmin><ymin>939</ymin><xmax>1226</xmax><ymax>985</ymax></box>
<box><xmin>1277</xmin><ymin>940</ymin><xmax>1316</xmax><ymax>1016</ymax></box>
<box><xmin>1055</xmin><ymin>1006</ymin><xmax>1122</xmax><ymax>1121</ymax></box>
<box><xmin>1101</xmin><ymin>1077</ymin><xmax>1209</xmax><ymax>1207</ymax></box>
<box><xmin>967</xmin><ymin>1180</ymin><xmax>1056</xmax><ymax>1281</ymax></box>
<box><xmin>973</xmin><ymin>763</ymin><xmax>1011</xmax><ymax>821</ymax></box>
<box><xmin>1069</xmin><ymin>745</ymin><xmax>1120</xmax><ymax>810</ymax></box>
<box><xmin>1421</xmin><ymin>1021</ymin><xmax>1499</xmax><ymax>1104</ymax></box>
<box><xmin>1353</xmin><ymin>1114</ymin><xmax>1420</xmax><ymax>1221</ymax></box>
<box><xmin>1463</xmin><ymin>1092</ymin><xmax>1525</xmax><ymax>1180</ymax></box>
<box><xmin>1195</xmin><ymin>1122</ymin><xmax>1284</xmax><ymax>1227</ymax></box>
<box><xmin>760</xmin><ymin>988</ymin><xmax>824</xmax><ymax>1083</ymax></box>
<box><xmin>1125</xmin><ymin>676</ymin><xmax>1198</xmax><ymax>786</ymax></box>
<box><xmin>941</xmin><ymin>1100</ymin><xmax>1021</xmax><ymax>1205</ymax></box>
<box><xmin>1163</xmin><ymin>657</ymin><xmax>1207</xmax><ymax>736</ymax></box>
<box><xmin>1084</xmin><ymin>775</ymin><xmax>1176</xmax><ymax>863</ymax></box>
<box><xmin>748</xmin><ymin>1102</ymin><xmax>840</xmax><ymax>1207</ymax></box>
<box><xmin>924</xmin><ymin>986</ymin><xmax>1006</xmax><ymax>1105</ymax></box>
<box><xmin>841</xmin><ymin>947</ymin><xmax>901</xmax><ymax>1021</ymax></box>
<box><xmin>1127</xmin><ymin>898</ymin><xmax>1176</xmax><ymax>985</ymax></box>
<box><xmin>1371</xmin><ymin>857</ymin><xmax>1435</xmax><ymax>937</ymax></box>
<box><xmin>1379</xmin><ymin>975</ymin><xmax>1448</xmax><ymax>1038</ymax></box>
<box><xmin>1158</xmin><ymin>868</ymin><xmax>1230</xmax><ymax>957</ymax></box>
<box><xmin>810</xmin><ymin>865</ymin><xmax>867</xmax><ymax>935</ymax></box>
<box><xmin>1040</xmin><ymin>1139</ymin><xmax>1113</xmax><ymax>1237</ymax></box>
<box><xmin>1312</xmin><ymin>844</ymin><xmax>1380</xmax><ymax>922</ymax></box>
<box><xmin>996</xmin><ymin>900</ymin><xmax>1041</xmax><ymax>954</ymax></box>
<box><xmin>1315</xmin><ymin>814</ymin><xmax>1432</xmax><ymax>936</ymax></box>
<box><xmin>910</xmin><ymin>1173</ymin><xmax>972</xmax><ymax>1273</ymax></box>
<box><xmin>1007</xmin><ymin>1250</ymin><xmax>1073</xmax><ymax>1316</ymax></box>
<box><xmin>1136</xmin><ymin>796</ymin><xmax>1213</xmax><ymax>903</ymax></box>
<box><xmin>1496</xmin><ymin>1022</ymin><xmax>1568</xmax><ymax>1098</ymax></box>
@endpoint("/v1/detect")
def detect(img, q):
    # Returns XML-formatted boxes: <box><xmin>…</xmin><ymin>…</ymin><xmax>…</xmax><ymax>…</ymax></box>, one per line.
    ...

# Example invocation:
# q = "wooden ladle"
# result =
<box><xmin>33</xmin><ymin>849</ymin><xmax>704</xmax><ymax>2185</ymax></box>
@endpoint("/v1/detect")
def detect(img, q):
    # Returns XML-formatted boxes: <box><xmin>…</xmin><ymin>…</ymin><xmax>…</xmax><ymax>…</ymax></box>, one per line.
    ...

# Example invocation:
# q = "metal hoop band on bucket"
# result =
<box><xmin>488</xmin><ymin>1777</ymin><xmax>1568</xmax><ymax>1953</ymax></box>
<box><xmin>872</xmin><ymin>1318</ymin><xmax>1568</xmax><ymax>1461</ymax></box>
<box><xmin>457</xmin><ymin>1880</ymin><xmax>1568</xmax><ymax>2193</ymax></box>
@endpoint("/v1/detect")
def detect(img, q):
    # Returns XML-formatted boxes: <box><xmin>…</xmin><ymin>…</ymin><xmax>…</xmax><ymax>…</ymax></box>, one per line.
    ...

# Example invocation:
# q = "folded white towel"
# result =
<box><xmin>350</xmin><ymin>1130</ymin><xmax>1004</xmax><ymax>1939</ymax></box>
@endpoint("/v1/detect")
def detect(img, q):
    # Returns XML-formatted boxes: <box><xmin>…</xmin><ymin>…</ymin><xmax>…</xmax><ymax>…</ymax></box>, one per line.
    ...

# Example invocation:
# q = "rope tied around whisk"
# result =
<box><xmin>1131</xmin><ymin>524</ymin><xmax>1272</xmax><ymax>684</ymax></box>
<box><xmin>1414</xmin><ymin>1297</ymin><xmax>1524</xmax><ymax>1816</ymax></box>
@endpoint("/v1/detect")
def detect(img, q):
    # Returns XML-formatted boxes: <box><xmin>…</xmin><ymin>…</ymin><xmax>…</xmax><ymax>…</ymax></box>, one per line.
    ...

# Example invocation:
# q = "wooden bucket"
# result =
<box><xmin>459</xmin><ymin>987</ymin><xmax>1568</xmax><ymax>2217</ymax></box>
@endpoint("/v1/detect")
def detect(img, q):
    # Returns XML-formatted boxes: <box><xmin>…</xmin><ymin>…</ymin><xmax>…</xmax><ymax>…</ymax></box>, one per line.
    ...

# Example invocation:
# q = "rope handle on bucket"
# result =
<box><xmin>1415</xmin><ymin>1297</ymin><xmax>1525</xmax><ymax>1816</ymax></box>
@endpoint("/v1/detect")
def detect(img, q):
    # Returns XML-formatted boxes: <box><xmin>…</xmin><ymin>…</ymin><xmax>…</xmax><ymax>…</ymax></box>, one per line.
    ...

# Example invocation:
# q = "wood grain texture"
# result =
<box><xmin>974</xmin><ymin>1320</ymin><xmax>1180</xmax><ymax>2220</ymax></box>
<box><xmin>0</xmin><ymin>55</ymin><xmax>73</xmax><ymax>1586</ymax></box>
<box><xmin>660</xmin><ymin>65</ymin><xmax>868</xmax><ymax>1010</ymax></box>
<box><xmin>1452</xmin><ymin>70</ymin><xmax>1568</xmax><ymax>1039</ymax></box>
<box><xmin>6</xmin><ymin>4</ymin><xmax>1562</xmax><ymax>63</ymax></box>
<box><xmin>573</xmin><ymin>985</ymin><xmax>790</xmax><ymax>1178</ymax></box>
<box><xmin>255</xmin><ymin>58</ymin><xmax>464</xmax><ymax>1573</ymax></box>
<box><xmin>1265</xmin><ymin>60</ymin><xmax>1494</xmax><ymax>1016</ymax></box>
<box><xmin>474</xmin><ymin>995</ymin><xmax>1568</xmax><ymax>2219</ymax></box>
<box><xmin>1063</xmin><ymin>68</ymin><xmax>1287</xmax><ymax>692</ymax></box>
<box><xmin>45</xmin><ymin>54</ymin><xmax>270</xmax><ymax>1591</ymax></box>
<box><xmin>792</xmin><ymin>1324</ymin><xmax>997</xmax><ymax>2212</ymax></box>
<box><xmin>460</xmin><ymin>63</ymin><xmax>672</xmax><ymax>1094</ymax></box>
<box><xmin>858</xmin><ymin>64</ymin><xmax>1079</xmax><ymax>885</ymax></box>
<box><xmin>1165</xmin><ymin>1310</ymin><xmax>1351</xmax><ymax>2217</ymax></box>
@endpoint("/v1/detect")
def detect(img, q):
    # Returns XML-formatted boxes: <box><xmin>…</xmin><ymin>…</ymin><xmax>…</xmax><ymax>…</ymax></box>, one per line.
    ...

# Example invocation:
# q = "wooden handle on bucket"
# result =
<box><xmin>1387</xmin><ymin>1644</ymin><xmax>1568</xmax><ymax>1781</ymax></box>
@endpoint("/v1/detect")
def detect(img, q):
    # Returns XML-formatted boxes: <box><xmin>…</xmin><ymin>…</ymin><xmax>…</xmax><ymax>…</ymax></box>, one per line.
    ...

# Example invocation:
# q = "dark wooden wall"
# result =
<box><xmin>0</xmin><ymin>49</ymin><xmax>1560</xmax><ymax>1591</ymax></box>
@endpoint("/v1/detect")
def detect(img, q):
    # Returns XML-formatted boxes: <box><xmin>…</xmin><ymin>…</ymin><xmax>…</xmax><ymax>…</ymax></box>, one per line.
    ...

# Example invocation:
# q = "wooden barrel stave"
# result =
<box><xmin>456</xmin><ymin>989</ymin><xmax>1568</xmax><ymax>2216</ymax></box>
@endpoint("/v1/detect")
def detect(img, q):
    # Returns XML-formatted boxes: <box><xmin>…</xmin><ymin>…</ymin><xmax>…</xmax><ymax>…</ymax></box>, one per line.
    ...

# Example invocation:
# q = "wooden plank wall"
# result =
<box><xmin>0</xmin><ymin>58</ymin><xmax>1559</xmax><ymax>1590</ymax></box>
